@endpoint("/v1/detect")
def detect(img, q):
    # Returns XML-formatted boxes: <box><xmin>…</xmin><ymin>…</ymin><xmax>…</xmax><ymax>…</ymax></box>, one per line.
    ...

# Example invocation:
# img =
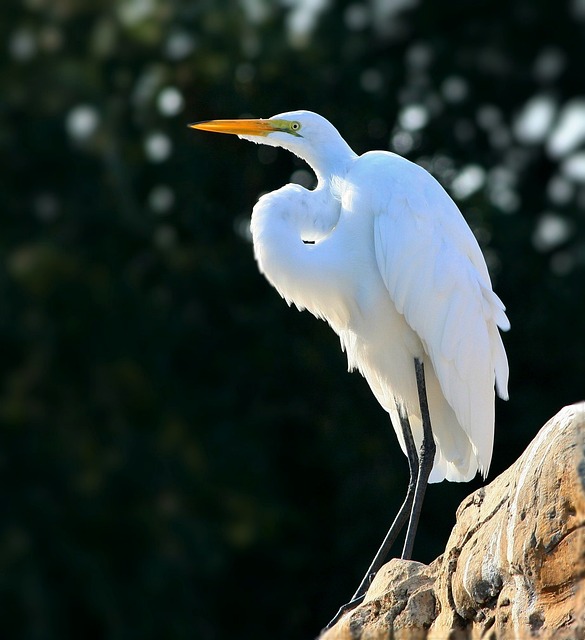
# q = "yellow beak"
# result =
<box><xmin>188</xmin><ymin>118</ymin><xmax>276</xmax><ymax>137</ymax></box>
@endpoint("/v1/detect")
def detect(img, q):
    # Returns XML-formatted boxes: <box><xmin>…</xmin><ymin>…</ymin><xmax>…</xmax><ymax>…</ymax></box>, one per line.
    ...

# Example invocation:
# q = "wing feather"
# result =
<box><xmin>370</xmin><ymin>155</ymin><xmax>509</xmax><ymax>477</ymax></box>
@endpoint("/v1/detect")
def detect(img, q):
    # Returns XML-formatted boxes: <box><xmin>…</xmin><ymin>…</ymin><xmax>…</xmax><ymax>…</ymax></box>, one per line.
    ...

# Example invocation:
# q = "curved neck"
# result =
<box><xmin>302</xmin><ymin>138</ymin><xmax>357</xmax><ymax>185</ymax></box>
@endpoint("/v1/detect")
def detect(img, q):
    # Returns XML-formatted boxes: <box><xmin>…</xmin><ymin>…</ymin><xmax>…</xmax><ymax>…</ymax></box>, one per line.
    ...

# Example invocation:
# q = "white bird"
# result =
<box><xmin>189</xmin><ymin>110</ymin><xmax>509</xmax><ymax>627</ymax></box>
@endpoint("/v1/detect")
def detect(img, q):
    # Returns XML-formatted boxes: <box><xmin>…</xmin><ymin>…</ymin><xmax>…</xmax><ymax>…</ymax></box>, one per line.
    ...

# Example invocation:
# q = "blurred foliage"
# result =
<box><xmin>1</xmin><ymin>0</ymin><xmax>584</xmax><ymax>638</ymax></box>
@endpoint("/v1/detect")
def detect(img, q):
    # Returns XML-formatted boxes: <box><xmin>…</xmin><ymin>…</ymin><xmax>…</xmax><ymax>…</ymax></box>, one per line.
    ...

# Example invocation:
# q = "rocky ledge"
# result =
<box><xmin>321</xmin><ymin>402</ymin><xmax>585</xmax><ymax>640</ymax></box>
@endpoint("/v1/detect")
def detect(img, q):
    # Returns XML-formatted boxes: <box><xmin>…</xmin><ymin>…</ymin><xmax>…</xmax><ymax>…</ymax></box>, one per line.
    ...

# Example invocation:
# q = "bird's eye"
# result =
<box><xmin>290</xmin><ymin>122</ymin><xmax>301</xmax><ymax>131</ymax></box>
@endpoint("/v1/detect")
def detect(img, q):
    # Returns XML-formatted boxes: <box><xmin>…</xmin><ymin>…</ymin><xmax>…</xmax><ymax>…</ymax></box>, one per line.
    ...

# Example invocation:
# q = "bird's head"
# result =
<box><xmin>189</xmin><ymin>110</ymin><xmax>356</xmax><ymax>178</ymax></box>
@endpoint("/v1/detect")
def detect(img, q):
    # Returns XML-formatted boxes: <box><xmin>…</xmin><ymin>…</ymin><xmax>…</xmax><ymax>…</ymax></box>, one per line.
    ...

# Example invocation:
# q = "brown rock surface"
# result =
<box><xmin>321</xmin><ymin>402</ymin><xmax>585</xmax><ymax>640</ymax></box>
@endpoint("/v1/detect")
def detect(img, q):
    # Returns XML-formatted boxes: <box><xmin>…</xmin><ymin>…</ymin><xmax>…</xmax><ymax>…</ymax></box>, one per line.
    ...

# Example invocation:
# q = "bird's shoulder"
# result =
<box><xmin>343</xmin><ymin>150</ymin><xmax>454</xmax><ymax>221</ymax></box>
<box><xmin>352</xmin><ymin>150</ymin><xmax>432</xmax><ymax>185</ymax></box>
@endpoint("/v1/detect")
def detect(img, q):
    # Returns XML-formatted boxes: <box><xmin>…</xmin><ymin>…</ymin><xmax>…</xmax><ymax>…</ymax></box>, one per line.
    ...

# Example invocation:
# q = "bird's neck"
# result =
<box><xmin>299</xmin><ymin>137</ymin><xmax>357</xmax><ymax>186</ymax></box>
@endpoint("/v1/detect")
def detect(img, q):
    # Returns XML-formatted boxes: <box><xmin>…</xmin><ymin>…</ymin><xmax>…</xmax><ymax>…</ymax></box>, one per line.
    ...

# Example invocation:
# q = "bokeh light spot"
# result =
<box><xmin>513</xmin><ymin>95</ymin><xmax>556</xmax><ymax>144</ymax></box>
<box><xmin>9</xmin><ymin>28</ymin><xmax>36</xmax><ymax>61</ymax></box>
<box><xmin>144</xmin><ymin>132</ymin><xmax>172</xmax><ymax>162</ymax></box>
<box><xmin>148</xmin><ymin>185</ymin><xmax>175</xmax><ymax>214</ymax></box>
<box><xmin>451</xmin><ymin>165</ymin><xmax>485</xmax><ymax>199</ymax></box>
<box><xmin>157</xmin><ymin>87</ymin><xmax>184</xmax><ymax>117</ymax></box>
<box><xmin>561</xmin><ymin>152</ymin><xmax>585</xmax><ymax>183</ymax></box>
<box><xmin>533</xmin><ymin>213</ymin><xmax>574</xmax><ymax>252</ymax></box>
<box><xmin>66</xmin><ymin>105</ymin><xmax>100</xmax><ymax>142</ymax></box>
<box><xmin>398</xmin><ymin>104</ymin><xmax>428</xmax><ymax>131</ymax></box>
<box><xmin>547</xmin><ymin>99</ymin><xmax>585</xmax><ymax>158</ymax></box>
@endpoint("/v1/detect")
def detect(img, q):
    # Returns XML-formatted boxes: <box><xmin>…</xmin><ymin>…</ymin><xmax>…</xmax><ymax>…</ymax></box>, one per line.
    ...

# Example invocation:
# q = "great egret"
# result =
<box><xmin>190</xmin><ymin>110</ymin><xmax>509</xmax><ymax>628</ymax></box>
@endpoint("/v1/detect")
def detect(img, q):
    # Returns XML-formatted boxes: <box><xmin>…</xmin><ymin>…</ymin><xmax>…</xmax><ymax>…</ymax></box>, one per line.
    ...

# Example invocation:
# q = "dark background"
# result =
<box><xmin>1</xmin><ymin>1</ymin><xmax>584</xmax><ymax>638</ymax></box>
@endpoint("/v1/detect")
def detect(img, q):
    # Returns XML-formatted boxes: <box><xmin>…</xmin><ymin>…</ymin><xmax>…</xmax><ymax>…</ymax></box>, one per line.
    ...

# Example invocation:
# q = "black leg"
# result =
<box><xmin>321</xmin><ymin>402</ymin><xmax>419</xmax><ymax>633</ymax></box>
<box><xmin>401</xmin><ymin>358</ymin><xmax>436</xmax><ymax>560</ymax></box>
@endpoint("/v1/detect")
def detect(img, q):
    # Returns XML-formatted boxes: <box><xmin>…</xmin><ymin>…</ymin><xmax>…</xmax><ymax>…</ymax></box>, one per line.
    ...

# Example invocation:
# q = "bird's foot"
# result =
<box><xmin>320</xmin><ymin>594</ymin><xmax>365</xmax><ymax>636</ymax></box>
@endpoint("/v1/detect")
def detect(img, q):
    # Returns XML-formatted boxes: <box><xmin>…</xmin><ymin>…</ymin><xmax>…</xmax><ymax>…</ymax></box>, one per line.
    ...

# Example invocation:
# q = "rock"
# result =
<box><xmin>320</xmin><ymin>402</ymin><xmax>585</xmax><ymax>640</ymax></box>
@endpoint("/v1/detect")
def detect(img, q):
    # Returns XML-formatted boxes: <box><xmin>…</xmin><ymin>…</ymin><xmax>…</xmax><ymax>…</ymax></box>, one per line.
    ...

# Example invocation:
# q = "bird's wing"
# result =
<box><xmin>368</xmin><ymin>154</ymin><xmax>509</xmax><ymax>474</ymax></box>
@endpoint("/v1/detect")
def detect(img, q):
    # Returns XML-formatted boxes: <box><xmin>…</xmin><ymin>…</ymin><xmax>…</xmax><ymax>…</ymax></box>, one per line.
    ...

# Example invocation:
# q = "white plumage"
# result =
<box><xmin>190</xmin><ymin>109</ymin><xmax>510</xmax><ymax>621</ymax></box>
<box><xmin>241</xmin><ymin>111</ymin><xmax>509</xmax><ymax>484</ymax></box>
